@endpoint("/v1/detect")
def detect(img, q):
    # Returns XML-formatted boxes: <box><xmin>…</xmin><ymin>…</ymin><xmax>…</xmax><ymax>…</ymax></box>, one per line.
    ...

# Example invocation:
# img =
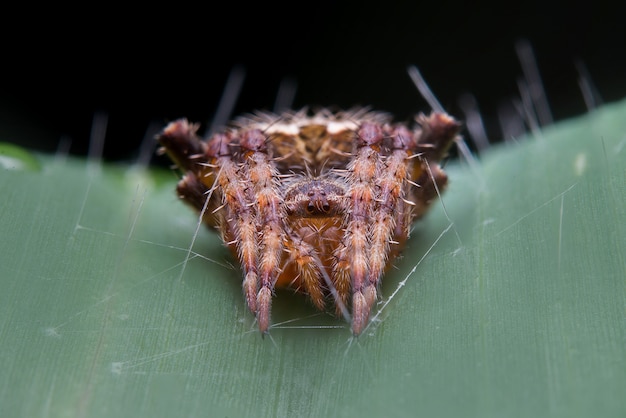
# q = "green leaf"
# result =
<box><xmin>0</xmin><ymin>142</ymin><xmax>41</xmax><ymax>171</ymax></box>
<box><xmin>1</xmin><ymin>100</ymin><xmax>625</xmax><ymax>418</ymax></box>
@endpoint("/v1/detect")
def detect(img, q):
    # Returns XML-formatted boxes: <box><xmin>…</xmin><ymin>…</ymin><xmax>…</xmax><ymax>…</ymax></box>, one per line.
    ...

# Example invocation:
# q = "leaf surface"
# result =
<box><xmin>1</xmin><ymin>100</ymin><xmax>625</xmax><ymax>417</ymax></box>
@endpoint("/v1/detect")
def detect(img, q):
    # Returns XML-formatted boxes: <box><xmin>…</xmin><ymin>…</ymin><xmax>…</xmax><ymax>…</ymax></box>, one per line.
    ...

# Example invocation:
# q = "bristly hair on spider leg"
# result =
<box><xmin>238</xmin><ymin>129</ymin><xmax>286</xmax><ymax>334</ymax></box>
<box><xmin>333</xmin><ymin>122</ymin><xmax>386</xmax><ymax>335</ymax></box>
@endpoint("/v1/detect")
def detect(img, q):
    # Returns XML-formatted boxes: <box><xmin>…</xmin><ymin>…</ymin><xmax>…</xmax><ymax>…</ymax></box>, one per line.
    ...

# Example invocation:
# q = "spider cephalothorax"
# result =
<box><xmin>157</xmin><ymin>108</ymin><xmax>460</xmax><ymax>335</ymax></box>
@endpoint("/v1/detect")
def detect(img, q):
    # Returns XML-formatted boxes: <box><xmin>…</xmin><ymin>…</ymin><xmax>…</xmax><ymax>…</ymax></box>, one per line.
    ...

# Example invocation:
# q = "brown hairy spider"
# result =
<box><xmin>157</xmin><ymin>108</ymin><xmax>460</xmax><ymax>335</ymax></box>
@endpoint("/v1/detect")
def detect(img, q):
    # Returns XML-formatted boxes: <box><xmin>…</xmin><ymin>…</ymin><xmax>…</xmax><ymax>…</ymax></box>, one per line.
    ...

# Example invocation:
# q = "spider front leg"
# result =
<box><xmin>335</xmin><ymin>122</ymin><xmax>386</xmax><ymax>335</ymax></box>
<box><xmin>337</xmin><ymin>114</ymin><xmax>460</xmax><ymax>336</ymax></box>
<box><xmin>239</xmin><ymin>129</ymin><xmax>286</xmax><ymax>334</ymax></box>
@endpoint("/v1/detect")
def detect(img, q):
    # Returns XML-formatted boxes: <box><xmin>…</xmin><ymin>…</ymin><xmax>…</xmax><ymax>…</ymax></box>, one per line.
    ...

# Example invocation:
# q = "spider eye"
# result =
<box><xmin>306</xmin><ymin>197</ymin><xmax>331</xmax><ymax>214</ymax></box>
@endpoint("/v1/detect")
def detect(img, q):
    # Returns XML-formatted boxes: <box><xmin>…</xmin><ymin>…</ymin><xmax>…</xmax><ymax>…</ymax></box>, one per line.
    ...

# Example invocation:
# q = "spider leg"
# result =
<box><xmin>335</xmin><ymin>122</ymin><xmax>385</xmax><ymax>335</ymax></box>
<box><xmin>158</xmin><ymin>120</ymin><xmax>262</xmax><ymax>314</ymax></box>
<box><xmin>415</xmin><ymin>112</ymin><xmax>462</xmax><ymax>163</ymax></box>
<box><xmin>156</xmin><ymin>119</ymin><xmax>207</xmax><ymax>172</ymax></box>
<box><xmin>367</xmin><ymin>126</ymin><xmax>416</xmax><ymax>324</ymax></box>
<box><xmin>240</xmin><ymin>129</ymin><xmax>286</xmax><ymax>334</ymax></box>
<box><xmin>411</xmin><ymin>112</ymin><xmax>462</xmax><ymax>219</ymax></box>
<box><xmin>157</xmin><ymin>120</ymin><xmax>213</xmax><ymax>217</ymax></box>
<box><xmin>206</xmin><ymin>133</ymin><xmax>261</xmax><ymax>317</ymax></box>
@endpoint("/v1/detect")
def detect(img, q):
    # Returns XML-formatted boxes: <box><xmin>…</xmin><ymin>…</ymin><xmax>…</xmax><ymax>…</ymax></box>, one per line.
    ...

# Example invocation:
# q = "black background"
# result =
<box><xmin>2</xmin><ymin>1</ymin><xmax>625</xmax><ymax>163</ymax></box>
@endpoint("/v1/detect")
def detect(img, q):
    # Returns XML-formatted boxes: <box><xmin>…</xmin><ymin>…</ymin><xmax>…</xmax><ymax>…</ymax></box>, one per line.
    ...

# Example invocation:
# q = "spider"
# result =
<box><xmin>156</xmin><ymin>107</ymin><xmax>460</xmax><ymax>336</ymax></box>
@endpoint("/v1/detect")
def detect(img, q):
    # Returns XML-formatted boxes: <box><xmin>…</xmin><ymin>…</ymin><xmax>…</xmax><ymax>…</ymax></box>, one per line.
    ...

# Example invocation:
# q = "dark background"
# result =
<box><xmin>2</xmin><ymin>1</ymin><xmax>625</xmax><ymax>163</ymax></box>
